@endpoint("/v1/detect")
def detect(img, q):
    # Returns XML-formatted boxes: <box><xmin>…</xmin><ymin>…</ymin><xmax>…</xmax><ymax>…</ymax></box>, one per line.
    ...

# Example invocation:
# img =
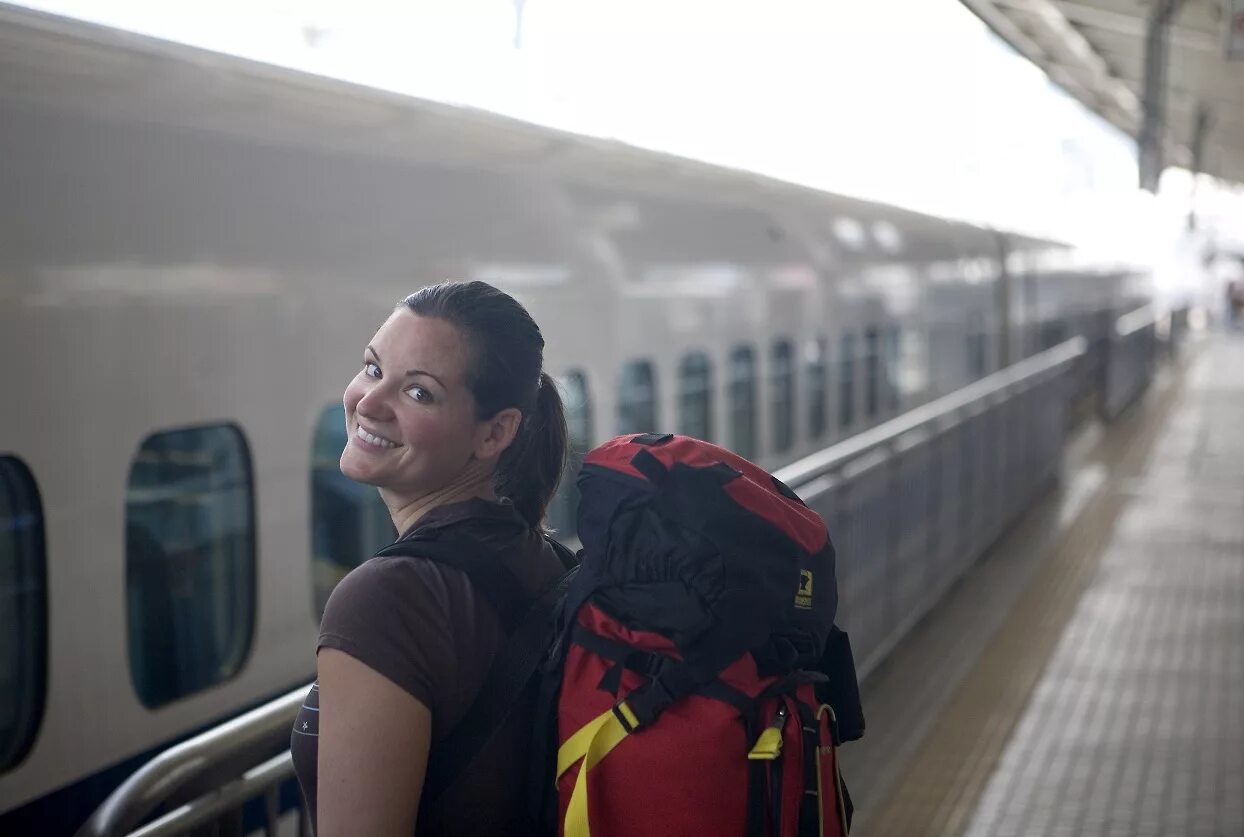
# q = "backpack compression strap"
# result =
<box><xmin>554</xmin><ymin>657</ymin><xmax>732</xmax><ymax>837</ymax></box>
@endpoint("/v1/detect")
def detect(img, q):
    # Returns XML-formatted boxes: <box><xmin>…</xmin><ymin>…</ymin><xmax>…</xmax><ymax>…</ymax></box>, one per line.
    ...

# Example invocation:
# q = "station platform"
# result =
<box><xmin>843</xmin><ymin>332</ymin><xmax>1244</xmax><ymax>836</ymax></box>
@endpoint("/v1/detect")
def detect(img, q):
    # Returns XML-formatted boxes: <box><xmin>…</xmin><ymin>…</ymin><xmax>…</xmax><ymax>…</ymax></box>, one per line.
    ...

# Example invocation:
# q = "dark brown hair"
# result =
<box><xmin>402</xmin><ymin>281</ymin><xmax>567</xmax><ymax>530</ymax></box>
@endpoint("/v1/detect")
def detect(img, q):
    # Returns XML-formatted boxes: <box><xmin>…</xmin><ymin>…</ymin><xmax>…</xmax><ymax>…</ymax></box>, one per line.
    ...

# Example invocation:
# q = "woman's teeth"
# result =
<box><xmin>356</xmin><ymin>426</ymin><xmax>398</xmax><ymax>449</ymax></box>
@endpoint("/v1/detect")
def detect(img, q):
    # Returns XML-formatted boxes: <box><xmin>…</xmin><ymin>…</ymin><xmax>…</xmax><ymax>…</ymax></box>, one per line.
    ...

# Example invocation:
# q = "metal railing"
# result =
<box><xmin>75</xmin><ymin>685</ymin><xmax>310</xmax><ymax>837</ymax></box>
<box><xmin>774</xmin><ymin>337</ymin><xmax>1086</xmax><ymax>677</ymax></box>
<box><xmin>1103</xmin><ymin>304</ymin><xmax>1160</xmax><ymax>420</ymax></box>
<box><xmin>81</xmin><ymin>335</ymin><xmax>1119</xmax><ymax>837</ymax></box>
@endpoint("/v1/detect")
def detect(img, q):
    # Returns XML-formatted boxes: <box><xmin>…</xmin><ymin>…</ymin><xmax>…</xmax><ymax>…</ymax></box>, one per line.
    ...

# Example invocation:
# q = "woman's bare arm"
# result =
<box><xmin>316</xmin><ymin>648</ymin><xmax>433</xmax><ymax>836</ymax></box>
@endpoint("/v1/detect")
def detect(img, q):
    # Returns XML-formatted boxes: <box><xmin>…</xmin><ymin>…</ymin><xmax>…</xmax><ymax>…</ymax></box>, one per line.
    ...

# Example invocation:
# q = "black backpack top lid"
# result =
<box><xmin>574</xmin><ymin>433</ymin><xmax>838</xmax><ymax>665</ymax></box>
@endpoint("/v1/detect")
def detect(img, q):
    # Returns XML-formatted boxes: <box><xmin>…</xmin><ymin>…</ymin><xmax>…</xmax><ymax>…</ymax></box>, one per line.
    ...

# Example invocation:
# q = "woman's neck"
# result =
<box><xmin>381</xmin><ymin>474</ymin><xmax>496</xmax><ymax>537</ymax></box>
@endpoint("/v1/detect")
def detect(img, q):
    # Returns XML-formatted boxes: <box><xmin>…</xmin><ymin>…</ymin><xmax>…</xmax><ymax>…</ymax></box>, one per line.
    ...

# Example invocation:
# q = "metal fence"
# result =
<box><xmin>81</xmin><ymin>319</ymin><xmax>1176</xmax><ymax>836</ymax></box>
<box><xmin>1103</xmin><ymin>304</ymin><xmax>1159</xmax><ymax>420</ymax></box>
<box><xmin>773</xmin><ymin>337</ymin><xmax>1086</xmax><ymax>677</ymax></box>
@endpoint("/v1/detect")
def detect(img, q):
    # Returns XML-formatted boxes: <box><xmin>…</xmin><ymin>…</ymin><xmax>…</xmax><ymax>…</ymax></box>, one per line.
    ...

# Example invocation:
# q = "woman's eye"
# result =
<box><xmin>406</xmin><ymin>386</ymin><xmax>433</xmax><ymax>404</ymax></box>
<box><xmin>364</xmin><ymin>362</ymin><xmax>381</xmax><ymax>379</ymax></box>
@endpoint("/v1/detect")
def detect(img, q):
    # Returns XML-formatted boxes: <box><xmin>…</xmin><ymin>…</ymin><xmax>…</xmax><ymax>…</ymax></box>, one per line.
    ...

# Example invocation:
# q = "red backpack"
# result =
<box><xmin>537</xmin><ymin>433</ymin><xmax>863</xmax><ymax>837</ymax></box>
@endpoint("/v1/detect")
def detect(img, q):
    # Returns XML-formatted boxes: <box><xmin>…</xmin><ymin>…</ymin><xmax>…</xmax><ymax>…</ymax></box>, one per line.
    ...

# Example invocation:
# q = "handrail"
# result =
<box><xmin>775</xmin><ymin>336</ymin><xmax>1087</xmax><ymax>496</ymax></box>
<box><xmin>1103</xmin><ymin>303</ymin><xmax>1162</xmax><ymax>420</ymax></box>
<box><xmin>1114</xmin><ymin>304</ymin><xmax>1156</xmax><ymax>338</ymax></box>
<box><xmin>75</xmin><ymin>684</ymin><xmax>310</xmax><ymax>837</ymax></box>
<box><xmin>128</xmin><ymin>752</ymin><xmax>293</xmax><ymax>837</ymax></box>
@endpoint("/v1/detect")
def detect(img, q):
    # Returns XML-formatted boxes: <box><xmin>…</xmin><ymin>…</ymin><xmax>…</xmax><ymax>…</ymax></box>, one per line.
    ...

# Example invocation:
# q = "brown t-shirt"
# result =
<box><xmin>291</xmin><ymin>497</ymin><xmax>564</xmax><ymax>836</ymax></box>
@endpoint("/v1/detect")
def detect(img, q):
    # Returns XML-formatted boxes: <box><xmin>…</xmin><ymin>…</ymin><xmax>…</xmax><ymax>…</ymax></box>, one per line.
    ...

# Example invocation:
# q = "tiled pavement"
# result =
<box><xmin>847</xmin><ymin>334</ymin><xmax>1244</xmax><ymax>836</ymax></box>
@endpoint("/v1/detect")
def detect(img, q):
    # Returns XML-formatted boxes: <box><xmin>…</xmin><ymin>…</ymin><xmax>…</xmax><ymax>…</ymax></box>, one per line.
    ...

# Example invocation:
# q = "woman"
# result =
<box><xmin>291</xmin><ymin>281</ymin><xmax>569</xmax><ymax>836</ymax></box>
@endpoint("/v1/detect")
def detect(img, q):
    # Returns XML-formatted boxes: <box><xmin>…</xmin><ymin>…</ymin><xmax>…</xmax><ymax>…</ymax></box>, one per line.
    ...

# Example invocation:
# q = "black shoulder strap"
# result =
<box><xmin>374</xmin><ymin>529</ymin><xmax>580</xmax><ymax>801</ymax></box>
<box><xmin>374</xmin><ymin>527</ymin><xmax>531</xmax><ymax>632</ymax></box>
<box><xmin>546</xmin><ymin>536</ymin><xmax>580</xmax><ymax>573</ymax></box>
<box><xmin>424</xmin><ymin>562</ymin><xmax>578</xmax><ymax>801</ymax></box>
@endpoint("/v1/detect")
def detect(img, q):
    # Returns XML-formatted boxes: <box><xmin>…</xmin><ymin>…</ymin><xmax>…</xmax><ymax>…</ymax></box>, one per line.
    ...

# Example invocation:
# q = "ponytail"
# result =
<box><xmin>495</xmin><ymin>372</ymin><xmax>568</xmax><ymax>531</ymax></box>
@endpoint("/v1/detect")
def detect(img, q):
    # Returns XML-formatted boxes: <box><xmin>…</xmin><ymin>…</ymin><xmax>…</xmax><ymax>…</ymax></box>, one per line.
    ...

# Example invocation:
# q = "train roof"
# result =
<box><xmin>0</xmin><ymin>1</ymin><xmax>1058</xmax><ymax>251</ymax></box>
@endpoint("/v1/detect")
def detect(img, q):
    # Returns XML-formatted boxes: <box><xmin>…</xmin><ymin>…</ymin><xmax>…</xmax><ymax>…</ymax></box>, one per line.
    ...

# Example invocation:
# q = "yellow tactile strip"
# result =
<box><xmin>856</xmin><ymin>342</ymin><xmax>1195</xmax><ymax>837</ymax></box>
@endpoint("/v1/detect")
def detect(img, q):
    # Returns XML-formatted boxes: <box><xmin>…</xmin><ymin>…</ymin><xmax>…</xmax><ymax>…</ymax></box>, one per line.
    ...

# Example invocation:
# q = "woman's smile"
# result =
<box><xmin>353</xmin><ymin>423</ymin><xmax>402</xmax><ymax>451</ymax></box>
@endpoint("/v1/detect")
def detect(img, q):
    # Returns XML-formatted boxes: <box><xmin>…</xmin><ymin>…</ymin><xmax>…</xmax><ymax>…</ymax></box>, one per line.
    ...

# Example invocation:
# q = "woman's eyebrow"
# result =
<box><xmin>404</xmin><ymin>369</ymin><xmax>446</xmax><ymax>388</ymax></box>
<box><xmin>367</xmin><ymin>345</ymin><xmax>445</xmax><ymax>388</ymax></box>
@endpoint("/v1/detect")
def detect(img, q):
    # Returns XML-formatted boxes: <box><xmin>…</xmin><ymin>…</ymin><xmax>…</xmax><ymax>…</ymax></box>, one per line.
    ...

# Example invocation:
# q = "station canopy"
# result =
<box><xmin>962</xmin><ymin>0</ymin><xmax>1244</xmax><ymax>186</ymax></box>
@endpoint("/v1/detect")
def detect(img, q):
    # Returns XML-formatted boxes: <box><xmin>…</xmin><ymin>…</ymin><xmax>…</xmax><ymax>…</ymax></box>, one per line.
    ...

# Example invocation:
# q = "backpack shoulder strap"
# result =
<box><xmin>546</xmin><ymin>535</ymin><xmax>580</xmax><ymax>572</ymax></box>
<box><xmin>373</xmin><ymin>530</ymin><xmax>579</xmax><ymax>802</ymax></box>
<box><xmin>426</xmin><ymin>561</ymin><xmax>577</xmax><ymax>801</ymax></box>
<box><xmin>374</xmin><ymin>526</ymin><xmax>530</xmax><ymax>632</ymax></box>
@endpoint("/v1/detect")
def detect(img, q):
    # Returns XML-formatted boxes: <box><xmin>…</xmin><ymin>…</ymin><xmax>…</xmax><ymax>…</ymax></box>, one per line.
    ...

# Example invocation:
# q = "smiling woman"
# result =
<box><xmin>338</xmin><ymin>313</ymin><xmax>488</xmax><ymax>518</ymax></box>
<box><xmin>291</xmin><ymin>280</ymin><xmax>572</xmax><ymax>837</ymax></box>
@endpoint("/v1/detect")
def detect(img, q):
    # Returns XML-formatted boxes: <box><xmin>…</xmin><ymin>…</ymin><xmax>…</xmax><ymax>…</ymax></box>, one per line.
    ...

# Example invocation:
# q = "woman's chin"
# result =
<box><xmin>339</xmin><ymin>450</ymin><xmax>377</xmax><ymax>484</ymax></box>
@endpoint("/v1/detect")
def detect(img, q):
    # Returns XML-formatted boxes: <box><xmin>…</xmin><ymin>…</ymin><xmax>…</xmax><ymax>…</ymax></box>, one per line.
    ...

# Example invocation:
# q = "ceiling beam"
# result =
<box><xmin>1053</xmin><ymin>1</ymin><xmax>1220</xmax><ymax>51</ymax></box>
<box><xmin>961</xmin><ymin>0</ymin><xmax>1142</xmax><ymax>133</ymax></box>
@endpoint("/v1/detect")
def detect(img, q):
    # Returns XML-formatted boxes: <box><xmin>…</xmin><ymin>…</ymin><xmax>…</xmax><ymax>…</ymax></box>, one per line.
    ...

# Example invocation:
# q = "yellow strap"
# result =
<box><xmin>556</xmin><ymin>703</ymin><xmax>639</xmax><ymax>837</ymax></box>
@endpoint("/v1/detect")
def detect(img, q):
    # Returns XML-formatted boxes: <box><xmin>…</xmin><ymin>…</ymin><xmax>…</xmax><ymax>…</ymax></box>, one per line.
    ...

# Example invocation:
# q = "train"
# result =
<box><xmin>0</xmin><ymin>3</ymin><xmax>1148</xmax><ymax>832</ymax></box>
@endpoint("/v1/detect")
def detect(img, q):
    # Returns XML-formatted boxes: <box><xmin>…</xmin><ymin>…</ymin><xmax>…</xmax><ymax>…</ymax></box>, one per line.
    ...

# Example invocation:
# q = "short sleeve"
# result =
<box><xmin>318</xmin><ymin>555</ymin><xmax>465</xmax><ymax>718</ymax></box>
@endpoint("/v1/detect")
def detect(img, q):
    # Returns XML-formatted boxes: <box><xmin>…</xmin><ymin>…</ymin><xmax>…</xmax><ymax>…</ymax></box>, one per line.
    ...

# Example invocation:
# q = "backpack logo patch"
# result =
<box><xmin>795</xmin><ymin>570</ymin><xmax>814</xmax><ymax>610</ymax></box>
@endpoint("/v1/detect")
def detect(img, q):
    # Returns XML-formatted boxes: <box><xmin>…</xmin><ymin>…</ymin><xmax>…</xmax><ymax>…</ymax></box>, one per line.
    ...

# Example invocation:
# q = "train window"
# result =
<box><xmin>1038</xmin><ymin>319</ymin><xmax>1067</xmax><ymax>351</ymax></box>
<box><xmin>804</xmin><ymin>337</ymin><xmax>829</xmax><ymax>441</ymax></box>
<box><xmin>967</xmin><ymin>332</ymin><xmax>988</xmax><ymax>379</ymax></box>
<box><xmin>310</xmin><ymin>404</ymin><xmax>395</xmax><ymax>619</ymax></box>
<box><xmin>729</xmin><ymin>345</ymin><xmax>758</xmax><ymax>460</ymax></box>
<box><xmin>126</xmin><ymin>424</ymin><xmax>255</xmax><ymax>707</ymax></box>
<box><xmin>547</xmin><ymin>371</ymin><xmax>593</xmax><ymax>542</ymax></box>
<box><xmin>864</xmin><ymin>328</ymin><xmax>880</xmax><ymax>420</ymax></box>
<box><xmin>885</xmin><ymin>327</ymin><xmax>902</xmax><ymax>413</ymax></box>
<box><xmin>771</xmin><ymin>340</ymin><xmax>795</xmax><ymax>454</ymax></box>
<box><xmin>0</xmin><ymin>456</ymin><xmax>46</xmax><ymax>773</ymax></box>
<box><xmin>618</xmin><ymin>360</ymin><xmax>658</xmax><ymax>435</ymax></box>
<box><xmin>968</xmin><ymin>312</ymin><xmax>989</xmax><ymax>379</ymax></box>
<box><xmin>839</xmin><ymin>334</ymin><xmax>856</xmax><ymax>430</ymax></box>
<box><xmin>677</xmin><ymin>352</ymin><xmax>714</xmax><ymax>442</ymax></box>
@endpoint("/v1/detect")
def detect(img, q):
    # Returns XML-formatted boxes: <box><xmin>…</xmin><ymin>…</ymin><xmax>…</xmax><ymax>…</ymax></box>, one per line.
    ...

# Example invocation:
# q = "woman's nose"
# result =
<box><xmin>356</xmin><ymin>384</ymin><xmax>394</xmax><ymax>420</ymax></box>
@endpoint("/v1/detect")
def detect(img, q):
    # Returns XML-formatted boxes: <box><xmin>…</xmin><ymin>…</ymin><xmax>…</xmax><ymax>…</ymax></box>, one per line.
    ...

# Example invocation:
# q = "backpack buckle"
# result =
<box><xmin>611</xmin><ymin>700</ymin><xmax>642</xmax><ymax>733</ymax></box>
<box><xmin>617</xmin><ymin>672</ymin><xmax>679</xmax><ymax>732</ymax></box>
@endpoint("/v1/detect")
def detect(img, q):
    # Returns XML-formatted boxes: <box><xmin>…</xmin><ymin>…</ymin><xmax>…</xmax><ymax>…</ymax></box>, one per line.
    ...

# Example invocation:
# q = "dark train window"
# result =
<box><xmin>805</xmin><ymin>337</ymin><xmax>829</xmax><ymax>441</ymax></box>
<box><xmin>967</xmin><ymin>331</ymin><xmax>988</xmax><ymax>379</ymax></box>
<box><xmin>618</xmin><ymin>360</ymin><xmax>658</xmax><ymax>435</ymax></box>
<box><xmin>126</xmin><ymin>425</ymin><xmax>255</xmax><ymax>707</ymax></box>
<box><xmin>1038</xmin><ymin>319</ymin><xmax>1067</xmax><ymax>351</ymax></box>
<box><xmin>969</xmin><ymin>311</ymin><xmax>989</xmax><ymax>378</ymax></box>
<box><xmin>864</xmin><ymin>328</ymin><xmax>880</xmax><ymax>420</ymax></box>
<box><xmin>547</xmin><ymin>371</ymin><xmax>593</xmax><ymax>542</ymax></box>
<box><xmin>771</xmin><ymin>340</ymin><xmax>795</xmax><ymax>454</ymax></box>
<box><xmin>677</xmin><ymin>352</ymin><xmax>714</xmax><ymax>442</ymax></box>
<box><xmin>0</xmin><ymin>456</ymin><xmax>46</xmax><ymax>773</ymax></box>
<box><xmin>310</xmin><ymin>404</ymin><xmax>395</xmax><ymax>619</ymax></box>
<box><xmin>729</xmin><ymin>345</ymin><xmax>758</xmax><ymax>460</ymax></box>
<box><xmin>839</xmin><ymin>333</ymin><xmax>856</xmax><ymax>430</ymax></box>
<box><xmin>885</xmin><ymin>327</ymin><xmax>902</xmax><ymax>413</ymax></box>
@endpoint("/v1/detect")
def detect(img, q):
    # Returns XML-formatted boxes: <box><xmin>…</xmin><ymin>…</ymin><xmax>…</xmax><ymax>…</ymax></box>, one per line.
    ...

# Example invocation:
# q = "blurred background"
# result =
<box><xmin>2</xmin><ymin>1</ymin><xmax>1243</xmax><ymax>835</ymax></box>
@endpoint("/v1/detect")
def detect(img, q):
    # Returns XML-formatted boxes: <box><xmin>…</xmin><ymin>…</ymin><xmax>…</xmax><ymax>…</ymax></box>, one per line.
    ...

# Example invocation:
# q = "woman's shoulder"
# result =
<box><xmin>318</xmin><ymin>551</ymin><xmax>488</xmax><ymax>719</ymax></box>
<box><xmin>322</xmin><ymin>551</ymin><xmax>466</xmax><ymax>633</ymax></box>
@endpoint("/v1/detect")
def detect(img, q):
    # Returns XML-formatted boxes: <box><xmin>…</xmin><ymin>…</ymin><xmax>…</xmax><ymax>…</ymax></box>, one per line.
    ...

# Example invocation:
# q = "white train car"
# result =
<box><xmin>0</xmin><ymin>4</ymin><xmax>1146</xmax><ymax>832</ymax></box>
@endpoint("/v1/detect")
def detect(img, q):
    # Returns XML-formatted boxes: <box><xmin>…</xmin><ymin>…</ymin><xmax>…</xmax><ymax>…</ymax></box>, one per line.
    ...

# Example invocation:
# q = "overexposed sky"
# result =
<box><xmin>14</xmin><ymin>0</ymin><xmax>1152</xmax><ymax>240</ymax></box>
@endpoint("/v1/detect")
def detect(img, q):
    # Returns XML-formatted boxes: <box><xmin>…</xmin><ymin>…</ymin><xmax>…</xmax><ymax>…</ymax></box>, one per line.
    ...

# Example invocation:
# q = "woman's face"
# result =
<box><xmin>340</xmin><ymin>309</ymin><xmax>491</xmax><ymax>499</ymax></box>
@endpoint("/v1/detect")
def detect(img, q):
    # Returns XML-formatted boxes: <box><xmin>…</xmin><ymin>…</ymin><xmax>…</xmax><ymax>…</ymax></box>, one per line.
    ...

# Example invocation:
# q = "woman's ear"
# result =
<box><xmin>474</xmin><ymin>407</ymin><xmax>523</xmax><ymax>461</ymax></box>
